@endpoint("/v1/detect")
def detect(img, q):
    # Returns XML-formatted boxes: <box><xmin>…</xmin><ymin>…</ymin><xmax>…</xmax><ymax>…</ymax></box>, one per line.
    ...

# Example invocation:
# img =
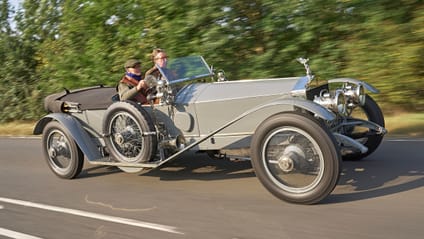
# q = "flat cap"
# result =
<box><xmin>125</xmin><ymin>59</ymin><xmax>141</xmax><ymax>68</ymax></box>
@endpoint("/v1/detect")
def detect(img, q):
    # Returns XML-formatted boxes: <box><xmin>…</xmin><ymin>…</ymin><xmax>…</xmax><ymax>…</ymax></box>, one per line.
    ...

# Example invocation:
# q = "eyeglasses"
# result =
<box><xmin>154</xmin><ymin>56</ymin><xmax>168</xmax><ymax>60</ymax></box>
<box><xmin>130</xmin><ymin>64</ymin><xmax>141</xmax><ymax>68</ymax></box>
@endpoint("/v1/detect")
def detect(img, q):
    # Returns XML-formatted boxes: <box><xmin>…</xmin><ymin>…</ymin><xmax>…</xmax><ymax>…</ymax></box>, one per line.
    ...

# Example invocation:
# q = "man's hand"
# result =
<box><xmin>136</xmin><ymin>80</ymin><xmax>147</xmax><ymax>91</ymax></box>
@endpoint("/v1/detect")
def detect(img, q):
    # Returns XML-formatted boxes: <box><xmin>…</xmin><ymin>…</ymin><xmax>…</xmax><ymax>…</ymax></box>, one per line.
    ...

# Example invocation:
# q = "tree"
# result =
<box><xmin>0</xmin><ymin>0</ymin><xmax>43</xmax><ymax>122</ymax></box>
<box><xmin>1</xmin><ymin>0</ymin><xmax>423</xmax><ymax>123</ymax></box>
<box><xmin>339</xmin><ymin>0</ymin><xmax>424</xmax><ymax>112</ymax></box>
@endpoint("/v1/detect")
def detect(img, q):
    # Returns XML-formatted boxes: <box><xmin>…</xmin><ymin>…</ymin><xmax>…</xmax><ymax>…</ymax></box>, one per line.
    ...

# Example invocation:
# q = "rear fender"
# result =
<box><xmin>33</xmin><ymin>113</ymin><xmax>102</xmax><ymax>161</ymax></box>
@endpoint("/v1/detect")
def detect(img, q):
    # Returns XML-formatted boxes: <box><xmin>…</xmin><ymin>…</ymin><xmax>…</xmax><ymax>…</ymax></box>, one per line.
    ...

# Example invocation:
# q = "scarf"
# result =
<box><xmin>125</xmin><ymin>72</ymin><xmax>142</xmax><ymax>81</ymax></box>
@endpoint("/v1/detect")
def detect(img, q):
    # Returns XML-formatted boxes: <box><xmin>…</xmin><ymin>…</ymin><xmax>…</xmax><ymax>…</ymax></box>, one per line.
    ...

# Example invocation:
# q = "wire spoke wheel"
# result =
<box><xmin>251</xmin><ymin>113</ymin><xmax>341</xmax><ymax>204</ymax></box>
<box><xmin>103</xmin><ymin>101</ymin><xmax>157</xmax><ymax>173</ymax></box>
<box><xmin>109</xmin><ymin>112</ymin><xmax>144</xmax><ymax>162</ymax></box>
<box><xmin>262</xmin><ymin>127</ymin><xmax>324</xmax><ymax>194</ymax></box>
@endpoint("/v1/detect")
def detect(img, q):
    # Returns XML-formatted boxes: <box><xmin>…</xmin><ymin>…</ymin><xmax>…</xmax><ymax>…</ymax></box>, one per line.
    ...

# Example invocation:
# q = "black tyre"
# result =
<box><xmin>251</xmin><ymin>113</ymin><xmax>341</xmax><ymax>204</ymax></box>
<box><xmin>42</xmin><ymin>121</ymin><xmax>84</xmax><ymax>179</ymax></box>
<box><xmin>343</xmin><ymin>94</ymin><xmax>385</xmax><ymax>160</ymax></box>
<box><xmin>103</xmin><ymin>101</ymin><xmax>157</xmax><ymax>168</ymax></box>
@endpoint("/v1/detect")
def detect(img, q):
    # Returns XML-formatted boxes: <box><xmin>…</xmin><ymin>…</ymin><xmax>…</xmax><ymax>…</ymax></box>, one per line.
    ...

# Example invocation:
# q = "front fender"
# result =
<box><xmin>328</xmin><ymin>78</ymin><xmax>379</xmax><ymax>93</ymax></box>
<box><xmin>230</xmin><ymin>97</ymin><xmax>336</xmax><ymax>133</ymax></box>
<box><xmin>33</xmin><ymin>113</ymin><xmax>102</xmax><ymax>161</ymax></box>
<box><xmin>280</xmin><ymin>98</ymin><xmax>336</xmax><ymax>121</ymax></box>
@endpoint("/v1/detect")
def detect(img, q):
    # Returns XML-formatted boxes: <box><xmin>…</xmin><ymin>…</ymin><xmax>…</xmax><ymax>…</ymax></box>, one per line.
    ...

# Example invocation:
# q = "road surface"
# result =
<box><xmin>0</xmin><ymin>137</ymin><xmax>423</xmax><ymax>239</ymax></box>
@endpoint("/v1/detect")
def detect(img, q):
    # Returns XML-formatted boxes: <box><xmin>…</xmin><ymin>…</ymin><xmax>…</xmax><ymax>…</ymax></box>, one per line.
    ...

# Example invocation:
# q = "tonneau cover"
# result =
<box><xmin>44</xmin><ymin>86</ymin><xmax>117</xmax><ymax>113</ymax></box>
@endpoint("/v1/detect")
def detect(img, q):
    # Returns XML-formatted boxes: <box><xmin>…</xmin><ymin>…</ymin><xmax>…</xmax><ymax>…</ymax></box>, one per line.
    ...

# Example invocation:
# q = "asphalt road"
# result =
<box><xmin>0</xmin><ymin>137</ymin><xmax>423</xmax><ymax>239</ymax></box>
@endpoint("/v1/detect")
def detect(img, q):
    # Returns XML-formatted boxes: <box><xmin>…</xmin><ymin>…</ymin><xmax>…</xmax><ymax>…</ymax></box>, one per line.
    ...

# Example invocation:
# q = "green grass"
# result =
<box><xmin>0</xmin><ymin>113</ymin><xmax>423</xmax><ymax>137</ymax></box>
<box><xmin>384</xmin><ymin>113</ymin><xmax>424</xmax><ymax>137</ymax></box>
<box><xmin>0</xmin><ymin>121</ymin><xmax>37</xmax><ymax>136</ymax></box>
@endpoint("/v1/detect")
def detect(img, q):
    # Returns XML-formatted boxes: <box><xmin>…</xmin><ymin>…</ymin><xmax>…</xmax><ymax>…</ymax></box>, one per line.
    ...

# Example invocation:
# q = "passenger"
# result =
<box><xmin>117</xmin><ymin>59</ymin><xmax>149</xmax><ymax>104</ymax></box>
<box><xmin>145</xmin><ymin>48</ymin><xmax>170</xmax><ymax>80</ymax></box>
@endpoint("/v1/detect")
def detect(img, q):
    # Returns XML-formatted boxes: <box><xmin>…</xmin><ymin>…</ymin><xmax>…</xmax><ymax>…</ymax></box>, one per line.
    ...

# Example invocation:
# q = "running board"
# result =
<box><xmin>90</xmin><ymin>159</ymin><xmax>161</xmax><ymax>169</ymax></box>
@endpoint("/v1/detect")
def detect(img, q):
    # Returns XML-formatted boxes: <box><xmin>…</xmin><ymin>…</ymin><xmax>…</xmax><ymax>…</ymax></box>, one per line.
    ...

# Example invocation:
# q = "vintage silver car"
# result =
<box><xmin>33</xmin><ymin>56</ymin><xmax>386</xmax><ymax>204</ymax></box>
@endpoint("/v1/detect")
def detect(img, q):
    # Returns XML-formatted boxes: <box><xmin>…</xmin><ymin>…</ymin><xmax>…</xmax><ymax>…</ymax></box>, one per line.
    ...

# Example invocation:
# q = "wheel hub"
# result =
<box><xmin>278</xmin><ymin>156</ymin><xmax>294</xmax><ymax>172</ymax></box>
<box><xmin>115</xmin><ymin>133</ymin><xmax>125</xmax><ymax>146</ymax></box>
<box><xmin>114</xmin><ymin>126</ymin><xmax>136</xmax><ymax>146</ymax></box>
<box><xmin>48</xmin><ymin>148</ymin><xmax>57</xmax><ymax>159</ymax></box>
<box><xmin>277</xmin><ymin>145</ymin><xmax>306</xmax><ymax>173</ymax></box>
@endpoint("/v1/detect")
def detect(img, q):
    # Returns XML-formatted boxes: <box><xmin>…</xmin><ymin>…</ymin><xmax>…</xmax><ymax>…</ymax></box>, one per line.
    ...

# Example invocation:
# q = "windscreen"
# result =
<box><xmin>157</xmin><ymin>55</ymin><xmax>213</xmax><ymax>84</ymax></box>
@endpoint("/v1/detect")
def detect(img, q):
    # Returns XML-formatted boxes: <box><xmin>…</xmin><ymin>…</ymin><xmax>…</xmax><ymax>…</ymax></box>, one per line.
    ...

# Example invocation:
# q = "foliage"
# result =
<box><xmin>0</xmin><ymin>0</ymin><xmax>423</xmax><ymax>123</ymax></box>
<box><xmin>0</xmin><ymin>0</ymin><xmax>43</xmax><ymax>121</ymax></box>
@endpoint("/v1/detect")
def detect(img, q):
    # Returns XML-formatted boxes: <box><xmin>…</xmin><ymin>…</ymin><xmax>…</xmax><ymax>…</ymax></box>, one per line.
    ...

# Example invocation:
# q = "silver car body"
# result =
<box><xmin>34</xmin><ymin>76</ymin><xmax>334</xmax><ymax>163</ymax></box>
<box><xmin>34</xmin><ymin>56</ymin><xmax>387</xmax><ymax>204</ymax></box>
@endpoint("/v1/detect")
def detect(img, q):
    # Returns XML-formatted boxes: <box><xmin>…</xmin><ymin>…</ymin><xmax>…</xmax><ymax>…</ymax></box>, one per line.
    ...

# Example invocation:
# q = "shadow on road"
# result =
<box><xmin>324</xmin><ymin>139</ymin><xmax>424</xmax><ymax>204</ymax></box>
<box><xmin>79</xmin><ymin>152</ymin><xmax>255</xmax><ymax>181</ymax></box>
<box><xmin>79</xmin><ymin>140</ymin><xmax>424</xmax><ymax>204</ymax></box>
<box><xmin>142</xmin><ymin>152</ymin><xmax>255</xmax><ymax>181</ymax></box>
<box><xmin>80</xmin><ymin>165</ymin><xmax>122</xmax><ymax>178</ymax></box>
<box><xmin>142</xmin><ymin>140</ymin><xmax>424</xmax><ymax>204</ymax></box>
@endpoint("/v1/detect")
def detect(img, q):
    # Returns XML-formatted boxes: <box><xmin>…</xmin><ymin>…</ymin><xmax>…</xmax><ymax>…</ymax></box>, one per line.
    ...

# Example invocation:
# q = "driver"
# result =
<box><xmin>117</xmin><ymin>59</ymin><xmax>149</xmax><ymax>104</ymax></box>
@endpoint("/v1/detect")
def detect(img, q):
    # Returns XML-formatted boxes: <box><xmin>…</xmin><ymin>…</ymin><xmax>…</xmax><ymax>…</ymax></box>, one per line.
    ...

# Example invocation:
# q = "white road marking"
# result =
<box><xmin>0</xmin><ymin>197</ymin><xmax>183</xmax><ymax>235</ymax></box>
<box><xmin>387</xmin><ymin>138</ymin><xmax>424</xmax><ymax>142</ymax></box>
<box><xmin>0</xmin><ymin>228</ymin><xmax>44</xmax><ymax>239</ymax></box>
<box><xmin>84</xmin><ymin>195</ymin><xmax>157</xmax><ymax>212</ymax></box>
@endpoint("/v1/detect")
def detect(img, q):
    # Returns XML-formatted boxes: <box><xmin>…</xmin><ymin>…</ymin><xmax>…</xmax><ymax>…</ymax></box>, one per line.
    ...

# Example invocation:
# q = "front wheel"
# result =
<box><xmin>42</xmin><ymin>121</ymin><xmax>84</xmax><ymax>179</ymax></box>
<box><xmin>343</xmin><ymin>94</ymin><xmax>385</xmax><ymax>160</ymax></box>
<box><xmin>251</xmin><ymin>113</ymin><xmax>341</xmax><ymax>204</ymax></box>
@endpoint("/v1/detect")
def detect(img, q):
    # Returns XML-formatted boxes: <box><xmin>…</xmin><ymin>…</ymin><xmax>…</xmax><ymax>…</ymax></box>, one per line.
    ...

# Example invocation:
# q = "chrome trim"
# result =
<box><xmin>328</xmin><ymin>78</ymin><xmax>380</xmax><ymax>93</ymax></box>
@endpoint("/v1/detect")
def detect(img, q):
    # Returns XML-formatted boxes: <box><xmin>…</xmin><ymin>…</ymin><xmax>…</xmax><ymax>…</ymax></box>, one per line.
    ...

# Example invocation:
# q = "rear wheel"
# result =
<box><xmin>251</xmin><ymin>113</ymin><xmax>341</xmax><ymax>204</ymax></box>
<box><xmin>42</xmin><ymin>121</ymin><xmax>84</xmax><ymax>179</ymax></box>
<box><xmin>103</xmin><ymin>101</ymin><xmax>157</xmax><ymax>173</ymax></box>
